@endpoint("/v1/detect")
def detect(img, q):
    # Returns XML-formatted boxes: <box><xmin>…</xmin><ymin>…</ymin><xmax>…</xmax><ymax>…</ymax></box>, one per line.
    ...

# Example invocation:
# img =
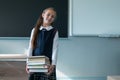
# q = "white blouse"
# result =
<box><xmin>27</xmin><ymin>26</ymin><xmax>59</xmax><ymax>65</ymax></box>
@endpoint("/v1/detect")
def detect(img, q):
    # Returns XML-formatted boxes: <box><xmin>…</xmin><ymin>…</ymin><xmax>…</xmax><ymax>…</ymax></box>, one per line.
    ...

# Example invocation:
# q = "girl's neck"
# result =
<box><xmin>42</xmin><ymin>23</ymin><xmax>51</xmax><ymax>27</ymax></box>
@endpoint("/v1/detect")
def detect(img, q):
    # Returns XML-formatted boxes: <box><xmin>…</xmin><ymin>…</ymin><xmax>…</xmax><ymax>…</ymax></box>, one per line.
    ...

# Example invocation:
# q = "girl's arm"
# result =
<box><xmin>26</xmin><ymin>28</ymin><xmax>34</xmax><ymax>73</ymax></box>
<box><xmin>52</xmin><ymin>31</ymin><xmax>59</xmax><ymax>66</ymax></box>
<box><xmin>27</xmin><ymin>28</ymin><xmax>35</xmax><ymax>58</ymax></box>
<box><xmin>47</xmin><ymin>31</ymin><xmax>59</xmax><ymax>75</ymax></box>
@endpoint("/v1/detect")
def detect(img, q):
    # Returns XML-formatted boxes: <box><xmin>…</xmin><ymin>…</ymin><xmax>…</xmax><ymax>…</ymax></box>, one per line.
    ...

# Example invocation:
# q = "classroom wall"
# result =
<box><xmin>57</xmin><ymin>37</ymin><xmax>120</xmax><ymax>80</ymax></box>
<box><xmin>0</xmin><ymin>37</ymin><xmax>120</xmax><ymax>80</ymax></box>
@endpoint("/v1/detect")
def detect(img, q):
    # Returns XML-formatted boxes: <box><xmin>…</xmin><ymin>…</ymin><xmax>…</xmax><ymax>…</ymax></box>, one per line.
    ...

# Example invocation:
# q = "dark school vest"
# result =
<box><xmin>32</xmin><ymin>28</ymin><xmax>57</xmax><ymax>63</ymax></box>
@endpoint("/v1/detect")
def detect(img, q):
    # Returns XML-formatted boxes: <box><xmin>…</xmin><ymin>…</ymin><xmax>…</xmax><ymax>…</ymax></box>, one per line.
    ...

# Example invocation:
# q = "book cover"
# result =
<box><xmin>27</xmin><ymin>56</ymin><xmax>50</xmax><ymax>64</ymax></box>
<box><xmin>27</xmin><ymin>65</ymin><xmax>48</xmax><ymax>68</ymax></box>
<box><xmin>29</xmin><ymin>68</ymin><xmax>48</xmax><ymax>72</ymax></box>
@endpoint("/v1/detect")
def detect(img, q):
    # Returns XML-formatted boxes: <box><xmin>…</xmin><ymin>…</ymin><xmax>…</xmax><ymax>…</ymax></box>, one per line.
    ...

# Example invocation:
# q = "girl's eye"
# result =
<box><xmin>51</xmin><ymin>15</ymin><xmax>55</xmax><ymax>18</ymax></box>
<box><xmin>47</xmin><ymin>14</ymin><xmax>55</xmax><ymax>18</ymax></box>
<box><xmin>47</xmin><ymin>14</ymin><xmax>50</xmax><ymax>17</ymax></box>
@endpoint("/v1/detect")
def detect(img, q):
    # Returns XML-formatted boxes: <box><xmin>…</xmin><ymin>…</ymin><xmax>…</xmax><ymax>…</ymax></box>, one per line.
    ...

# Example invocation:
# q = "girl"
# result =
<box><xmin>26</xmin><ymin>7</ymin><xmax>59</xmax><ymax>80</ymax></box>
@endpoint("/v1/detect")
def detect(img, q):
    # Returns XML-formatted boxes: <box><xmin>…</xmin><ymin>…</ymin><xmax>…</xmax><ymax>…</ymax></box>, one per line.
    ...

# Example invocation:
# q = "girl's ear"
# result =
<box><xmin>42</xmin><ymin>13</ymin><xmax>44</xmax><ymax>18</ymax></box>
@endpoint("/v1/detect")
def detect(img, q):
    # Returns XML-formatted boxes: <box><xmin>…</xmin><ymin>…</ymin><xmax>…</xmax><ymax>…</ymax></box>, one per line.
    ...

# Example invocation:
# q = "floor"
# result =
<box><xmin>0</xmin><ymin>61</ymin><xmax>28</xmax><ymax>80</ymax></box>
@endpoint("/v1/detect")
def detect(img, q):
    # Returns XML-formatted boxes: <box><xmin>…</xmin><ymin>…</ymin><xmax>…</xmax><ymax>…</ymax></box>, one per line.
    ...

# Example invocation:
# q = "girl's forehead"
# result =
<box><xmin>44</xmin><ymin>9</ymin><xmax>56</xmax><ymax>15</ymax></box>
<box><xmin>45</xmin><ymin>9</ymin><xmax>56</xmax><ymax>13</ymax></box>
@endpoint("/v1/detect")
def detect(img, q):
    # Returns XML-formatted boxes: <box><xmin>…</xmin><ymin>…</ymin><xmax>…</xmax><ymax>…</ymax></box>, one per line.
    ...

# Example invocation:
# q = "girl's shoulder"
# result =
<box><xmin>52</xmin><ymin>27</ymin><xmax>58</xmax><ymax>32</ymax></box>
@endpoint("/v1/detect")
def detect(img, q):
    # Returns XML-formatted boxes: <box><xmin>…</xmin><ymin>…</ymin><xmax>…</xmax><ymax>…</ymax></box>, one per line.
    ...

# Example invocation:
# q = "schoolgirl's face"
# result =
<box><xmin>42</xmin><ymin>9</ymin><xmax>56</xmax><ymax>26</ymax></box>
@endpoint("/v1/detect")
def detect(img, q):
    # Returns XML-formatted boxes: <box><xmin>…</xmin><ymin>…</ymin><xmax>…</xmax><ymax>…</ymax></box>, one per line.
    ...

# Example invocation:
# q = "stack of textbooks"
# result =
<box><xmin>27</xmin><ymin>56</ymin><xmax>50</xmax><ymax>72</ymax></box>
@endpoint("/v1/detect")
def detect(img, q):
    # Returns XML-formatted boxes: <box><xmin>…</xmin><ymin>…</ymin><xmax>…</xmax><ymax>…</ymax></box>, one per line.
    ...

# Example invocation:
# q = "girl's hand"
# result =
<box><xmin>47</xmin><ymin>65</ymin><xmax>55</xmax><ymax>75</ymax></box>
<box><xmin>26</xmin><ymin>65</ymin><xmax>29</xmax><ymax>74</ymax></box>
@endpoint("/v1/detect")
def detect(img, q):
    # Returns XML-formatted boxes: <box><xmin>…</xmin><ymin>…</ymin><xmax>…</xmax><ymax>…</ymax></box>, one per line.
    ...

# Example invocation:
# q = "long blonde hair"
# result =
<box><xmin>31</xmin><ymin>7</ymin><xmax>56</xmax><ymax>49</ymax></box>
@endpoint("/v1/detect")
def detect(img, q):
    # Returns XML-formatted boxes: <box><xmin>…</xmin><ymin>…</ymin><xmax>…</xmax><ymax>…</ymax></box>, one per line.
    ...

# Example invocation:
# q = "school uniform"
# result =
<box><xmin>27</xmin><ymin>26</ymin><xmax>58</xmax><ymax>80</ymax></box>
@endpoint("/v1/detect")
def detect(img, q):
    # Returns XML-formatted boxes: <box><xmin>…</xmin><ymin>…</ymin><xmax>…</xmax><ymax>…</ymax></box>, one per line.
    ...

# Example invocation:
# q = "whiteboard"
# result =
<box><xmin>72</xmin><ymin>0</ymin><xmax>120</xmax><ymax>36</ymax></box>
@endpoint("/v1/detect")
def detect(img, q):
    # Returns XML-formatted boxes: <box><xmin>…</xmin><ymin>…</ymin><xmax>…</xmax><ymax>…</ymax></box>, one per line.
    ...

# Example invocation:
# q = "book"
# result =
<box><xmin>29</xmin><ymin>68</ymin><xmax>48</xmax><ymax>72</ymax></box>
<box><xmin>27</xmin><ymin>56</ymin><xmax>50</xmax><ymax>72</ymax></box>
<box><xmin>27</xmin><ymin>56</ymin><xmax>50</xmax><ymax>64</ymax></box>
<box><xmin>27</xmin><ymin>62</ymin><xmax>48</xmax><ymax>66</ymax></box>
<box><xmin>27</xmin><ymin>65</ymin><xmax>48</xmax><ymax>69</ymax></box>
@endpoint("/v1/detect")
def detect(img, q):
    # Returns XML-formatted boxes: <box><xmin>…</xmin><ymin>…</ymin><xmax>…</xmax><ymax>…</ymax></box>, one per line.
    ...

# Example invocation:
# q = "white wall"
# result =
<box><xmin>72</xmin><ymin>0</ymin><xmax>120</xmax><ymax>36</ymax></box>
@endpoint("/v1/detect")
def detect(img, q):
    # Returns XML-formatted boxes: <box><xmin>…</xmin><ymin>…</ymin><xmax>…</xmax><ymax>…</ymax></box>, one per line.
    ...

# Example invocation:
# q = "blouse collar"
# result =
<box><xmin>39</xmin><ymin>26</ymin><xmax>53</xmax><ymax>31</ymax></box>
